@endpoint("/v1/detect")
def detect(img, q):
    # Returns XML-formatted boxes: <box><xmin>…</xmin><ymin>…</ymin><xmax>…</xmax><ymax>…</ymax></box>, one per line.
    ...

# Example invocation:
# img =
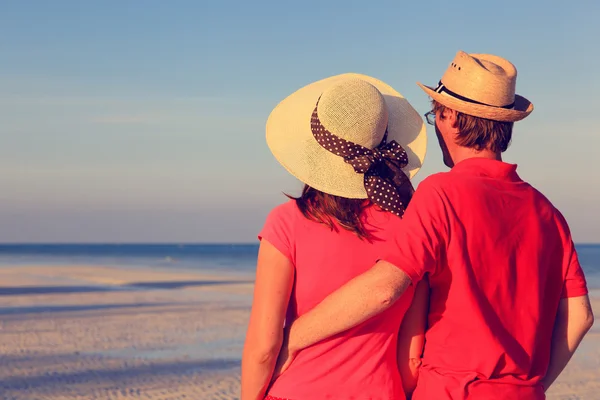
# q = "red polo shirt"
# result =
<box><xmin>383</xmin><ymin>158</ymin><xmax>588</xmax><ymax>400</ymax></box>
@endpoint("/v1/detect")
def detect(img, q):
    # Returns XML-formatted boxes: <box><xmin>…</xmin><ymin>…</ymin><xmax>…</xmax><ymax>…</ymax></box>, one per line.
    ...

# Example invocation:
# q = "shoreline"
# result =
<box><xmin>0</xmin><ymin>264</ymin><xmax>597</xmax><ymax>399</ymax></box>
<box><xmin>0</xmin><ymin>264</ymin><xmax>250</xmax><ymax>399</ymax></box>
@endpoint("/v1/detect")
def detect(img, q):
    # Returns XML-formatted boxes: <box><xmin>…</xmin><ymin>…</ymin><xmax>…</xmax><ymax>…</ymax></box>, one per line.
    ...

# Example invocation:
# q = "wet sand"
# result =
<box><xmin>0</xmin><ymin>265</ymin><xmax>597</xmax><ymax>399</ymax></box>
<box><xmin>0</xmin><ymin>265</ymin><xmax>252</xmax><ymax>399</ymax></box>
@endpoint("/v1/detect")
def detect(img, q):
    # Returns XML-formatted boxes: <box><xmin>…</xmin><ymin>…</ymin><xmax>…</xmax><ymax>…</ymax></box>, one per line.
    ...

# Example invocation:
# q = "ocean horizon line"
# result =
<box><xmin>0</xmin><ymin>242</ymin><xmax>259</xmax><ymax>246</ymax></box>
<box><xmin>0</xmin><ymin>242</ymin><xmax>598</xmax><ymax>246</ymax></box>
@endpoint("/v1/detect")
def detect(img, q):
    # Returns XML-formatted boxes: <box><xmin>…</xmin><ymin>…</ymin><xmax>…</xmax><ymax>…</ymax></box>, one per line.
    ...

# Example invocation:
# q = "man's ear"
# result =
<box><xmin>443</xmin><ymin>108</ymin><xmax>459</xmax><ymax>128</ymax></box>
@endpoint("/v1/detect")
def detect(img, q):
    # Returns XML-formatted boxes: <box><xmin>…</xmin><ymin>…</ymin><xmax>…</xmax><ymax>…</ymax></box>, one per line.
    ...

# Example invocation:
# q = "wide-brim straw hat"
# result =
<box><xmin>418</xmin><ymin>51</ymin><xmax>533</xmax><ymax>122</ymax></box>
<box><xmin>266</xmin><ymin>73</ymin><xmax>427</xmax><ymax>199</ymax></box>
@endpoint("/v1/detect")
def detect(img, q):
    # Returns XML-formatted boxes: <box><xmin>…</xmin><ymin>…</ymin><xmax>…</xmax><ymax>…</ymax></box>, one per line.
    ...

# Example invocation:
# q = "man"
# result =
<box><xmin>275</xmin><ymin>51</ymin><xmax>594</xmax><ymax>399</ymax></box>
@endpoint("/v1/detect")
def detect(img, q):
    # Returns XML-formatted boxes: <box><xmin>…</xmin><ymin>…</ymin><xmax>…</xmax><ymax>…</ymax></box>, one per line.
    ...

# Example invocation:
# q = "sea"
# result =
<box><xmin>0</xmin><ymin>243</ymin><xmax>259</xmax><ymax>276</ymax></box>
<box><xmin>0</xmin><ymin>243</ymin><xmax>599</xmax><ymax>289</ymax></box>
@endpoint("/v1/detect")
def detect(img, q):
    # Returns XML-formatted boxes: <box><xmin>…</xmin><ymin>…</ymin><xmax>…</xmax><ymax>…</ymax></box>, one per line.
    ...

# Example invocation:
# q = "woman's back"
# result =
<box><xmin>241</xmin><ymin>74</ymin><xmax>427</xmax><ymax>400</ymax></box>
<box><xmin>260</xmin><ymin>200</ymin><xmax>415</xmax><ymax>400</ymax></box>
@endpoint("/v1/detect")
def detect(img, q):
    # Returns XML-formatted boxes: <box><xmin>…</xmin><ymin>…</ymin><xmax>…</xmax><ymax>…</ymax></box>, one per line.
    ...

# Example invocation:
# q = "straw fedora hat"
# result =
<box><xmin>266</xmin><ymin>73</ymin><xmax>427</xmax><ymax>199</ymax></box>
<box><xmin>418</xmin><ymin>51</ymin><xmax>533</xmax><ymax>122</ymax></box>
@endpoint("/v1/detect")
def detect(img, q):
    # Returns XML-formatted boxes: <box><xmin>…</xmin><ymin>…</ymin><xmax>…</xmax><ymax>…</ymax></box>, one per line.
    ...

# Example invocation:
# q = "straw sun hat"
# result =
<box><xmin>266</xmin><ymin>73</ymin><xmax>427</xmax><ymax>210</ymax></box>
<box><xmin>418</xmin><ymin>51</ymin><xmax>533</xmax><ymax>122</ymax></box>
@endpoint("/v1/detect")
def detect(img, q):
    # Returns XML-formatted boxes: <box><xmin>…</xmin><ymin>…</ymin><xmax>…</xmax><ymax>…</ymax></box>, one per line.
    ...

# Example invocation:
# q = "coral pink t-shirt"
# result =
<box><xmin>259</xmin><ymin>201</ymin><xmax>415</xmax><ymax>400</ymax></box>
<box><xmin>382</xmin><ymin>158</ymin><xmax>588</xmax><ymax>400</ymax></box>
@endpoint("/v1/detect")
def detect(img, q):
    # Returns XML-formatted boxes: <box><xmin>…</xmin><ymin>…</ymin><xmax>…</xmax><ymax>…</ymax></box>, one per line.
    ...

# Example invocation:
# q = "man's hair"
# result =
<box><xmin>432</xmin><ymin>100</ymin><xmax>514</xmax><ymax>153</ymax></box>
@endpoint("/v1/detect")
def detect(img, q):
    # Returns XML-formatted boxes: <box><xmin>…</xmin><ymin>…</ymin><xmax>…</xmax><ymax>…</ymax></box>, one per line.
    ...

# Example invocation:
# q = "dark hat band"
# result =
<box><xmin>434</xmin><ymin>81</ymin><xmax>515</xmax><ymax>109</ymax></box>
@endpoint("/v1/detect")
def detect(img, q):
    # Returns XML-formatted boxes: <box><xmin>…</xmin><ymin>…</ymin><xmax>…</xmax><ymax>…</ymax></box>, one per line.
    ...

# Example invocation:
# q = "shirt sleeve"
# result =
<box><xmin>379</xmin><ymin>177</ymin><xmax>447</xmax><ymax>284</ymax></box>
<box><xmin>257</xmin><ymin>202</ymin><xmax>295</xmax><ymax>265</ymax></box>
<box><xmin>561</xmin><ymin>238</ymin><xmax>588</xmax><ymax>298</ymax></box>
<box><xmin>554</xmin><ymin>210</ymin><xmax>588</xmax><ymax>298</ymax></box>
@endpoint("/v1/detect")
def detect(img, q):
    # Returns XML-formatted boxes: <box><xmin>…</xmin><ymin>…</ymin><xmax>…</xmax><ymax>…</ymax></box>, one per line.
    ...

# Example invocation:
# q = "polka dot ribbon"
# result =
<box><xmin>311</xmin><ymin>101</ymin><xmax>415</xmax><ymax>217</ymax></box>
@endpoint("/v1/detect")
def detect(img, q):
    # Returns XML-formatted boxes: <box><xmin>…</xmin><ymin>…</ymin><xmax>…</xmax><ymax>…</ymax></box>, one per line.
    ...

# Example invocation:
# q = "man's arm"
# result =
<box><xmin>286</xmin><ymin>260</ymin><xmax>411</xmax><ymax>352</ymax></box>
<box><xmin>542</xmin><ymin>295</ymin><xmax>594</xmax><ymax>391</ymax></box>
<box><xmin>272</xmin><ymin>177</ymin><xmax>445</xmax><ymax>378</ymax></box>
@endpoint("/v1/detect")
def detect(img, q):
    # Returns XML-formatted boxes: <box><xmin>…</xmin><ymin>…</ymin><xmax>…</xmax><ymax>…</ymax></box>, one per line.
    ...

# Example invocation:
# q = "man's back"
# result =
<box><xmin>383</xmin><ymin>158</ymin><xmax>588</xmax><ymax>399</ymax></box>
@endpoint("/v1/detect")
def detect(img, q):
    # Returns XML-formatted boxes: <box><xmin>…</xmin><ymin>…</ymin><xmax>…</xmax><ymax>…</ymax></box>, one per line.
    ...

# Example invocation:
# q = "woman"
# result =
<box><xmin>241</xmin><ymin>74</ymin><xmax>429</xmax><ymax>400</ymax></box>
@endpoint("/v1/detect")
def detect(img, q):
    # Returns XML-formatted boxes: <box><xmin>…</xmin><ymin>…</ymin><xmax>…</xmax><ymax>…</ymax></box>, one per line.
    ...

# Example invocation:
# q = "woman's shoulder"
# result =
<box><xmin>266</xmin><ymin>199</ymin><xmax>301</xmax><ymax>220</ymax></box>
<box><xmin>259</xmin><ymin>200</ymin><xmax>300</xmax><ymax>263</ymax></box>
<box><xmin>262</xmin><ymin>199</ymin><xmax>303</xmax><ymax>234</ymax></box>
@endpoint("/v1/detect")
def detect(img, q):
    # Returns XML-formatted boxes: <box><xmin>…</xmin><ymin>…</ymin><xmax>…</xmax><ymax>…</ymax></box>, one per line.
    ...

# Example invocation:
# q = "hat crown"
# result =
<box><xmin>441</xmin><ymin>51</ymin><xmax>517</xmax><ymax>108</ymax></box>
<box><xmin>317</xmin><ymin>78</ymin><xmax>388</xmax><ymax>149</ymax></box>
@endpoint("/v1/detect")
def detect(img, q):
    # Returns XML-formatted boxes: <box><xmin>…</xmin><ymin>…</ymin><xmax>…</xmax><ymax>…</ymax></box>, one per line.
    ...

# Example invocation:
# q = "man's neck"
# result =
<box><xmin>450</xmin><ymin>147</ymin><xmax>502</xmax><ymax>166</ymax></box>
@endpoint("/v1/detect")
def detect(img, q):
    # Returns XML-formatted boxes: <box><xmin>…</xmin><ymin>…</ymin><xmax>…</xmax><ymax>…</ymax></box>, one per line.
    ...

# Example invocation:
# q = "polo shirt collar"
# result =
<box><xmin>451</xmin><ymin>158</ymin><xmax>521</xmax><ymax>182</ymax></box>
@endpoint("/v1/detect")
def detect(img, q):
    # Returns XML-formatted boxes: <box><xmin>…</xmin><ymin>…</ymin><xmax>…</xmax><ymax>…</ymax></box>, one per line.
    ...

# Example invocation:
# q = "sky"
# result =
<box><xmin>0</xmin><ymin>0</ymin><xmax>598</xmax><ymax>243</ymax></box>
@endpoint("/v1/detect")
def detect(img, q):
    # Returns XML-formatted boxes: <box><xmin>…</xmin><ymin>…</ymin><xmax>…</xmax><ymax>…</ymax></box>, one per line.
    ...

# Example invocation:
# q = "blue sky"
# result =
<box><xmin>0</xmin><ymin>0</ymin><xmax>598</xmax><ymax>243</ymax></box>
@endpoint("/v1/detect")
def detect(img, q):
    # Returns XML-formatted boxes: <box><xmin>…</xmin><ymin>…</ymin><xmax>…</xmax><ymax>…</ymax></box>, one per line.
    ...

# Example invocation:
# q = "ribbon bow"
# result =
<box><xmin>310</xmin><ymin>103</ymin><xmax>414</xmax><ymax>217</ymax></box>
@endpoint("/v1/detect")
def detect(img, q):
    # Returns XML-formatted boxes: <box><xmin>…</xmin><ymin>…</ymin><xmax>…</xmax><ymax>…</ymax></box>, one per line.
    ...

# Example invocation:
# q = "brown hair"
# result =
<box><xmin>287</xmin><ymin>185</ymin><xmax>376</xmax><ymax>241</ymax></box>
<box><xmin>433</xmin><ymin>100</ymin><xmax>514</xmax><ymax>153</ymax></box>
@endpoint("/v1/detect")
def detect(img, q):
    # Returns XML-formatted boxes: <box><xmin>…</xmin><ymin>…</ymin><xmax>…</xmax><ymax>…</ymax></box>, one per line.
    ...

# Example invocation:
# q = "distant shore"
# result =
<box><xmin>0</xmin><ymin>264</ymin><xmax>597</xmax><ymax>399</ymax></box>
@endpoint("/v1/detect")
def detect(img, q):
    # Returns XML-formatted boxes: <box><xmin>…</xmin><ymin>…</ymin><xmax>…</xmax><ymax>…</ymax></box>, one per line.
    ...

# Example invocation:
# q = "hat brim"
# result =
<box><xmin>266</xmin><ymin>73</ymin><xmax>427</xmax><ymax>199</ymax></box>
<box><xmin>417</xmin><ymin>82</ymin><xmax>533</xmax><ymax>122</ymax></box>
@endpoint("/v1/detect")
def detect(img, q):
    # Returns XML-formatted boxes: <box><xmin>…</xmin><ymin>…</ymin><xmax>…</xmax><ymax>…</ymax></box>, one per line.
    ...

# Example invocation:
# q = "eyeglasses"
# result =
<box><xmin>424</xmin><ymin>111</ymin><xmax>435</xmax><ymax>125</ymax></box>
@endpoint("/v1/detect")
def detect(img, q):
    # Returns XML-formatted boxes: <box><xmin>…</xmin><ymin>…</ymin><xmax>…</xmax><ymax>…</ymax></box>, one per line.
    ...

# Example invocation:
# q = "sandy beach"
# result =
<box><xmin>0</xmin><ymin>265</ymin><xmax>252</xmax><ymax>399</ymax></box>
<box><xmin>0</xmin><ymin>265</ymin><xmax>598</xmax><ymax>399</ymax></box>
